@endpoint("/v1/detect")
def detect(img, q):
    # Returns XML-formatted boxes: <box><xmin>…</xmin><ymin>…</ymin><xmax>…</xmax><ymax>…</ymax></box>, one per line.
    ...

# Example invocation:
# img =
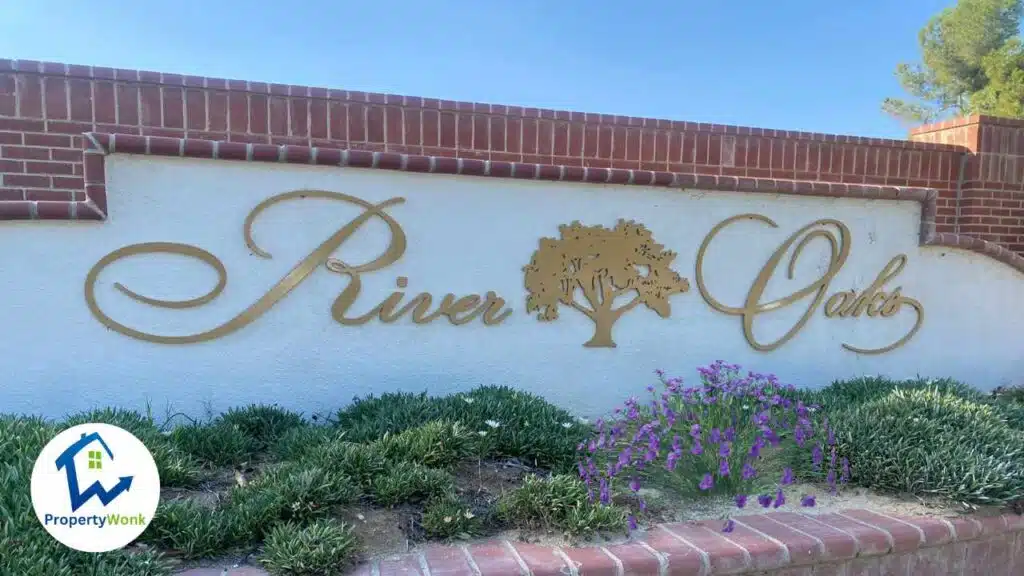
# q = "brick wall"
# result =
<box><xmin>0</xmin><ymin>58</ymin><xmax>1021</xmax><ymax>257</ymax></box>
<box><xmin>910</xmin><ymin>115</ymin><xmax>1024</xmax><ymax>254</ymax></box>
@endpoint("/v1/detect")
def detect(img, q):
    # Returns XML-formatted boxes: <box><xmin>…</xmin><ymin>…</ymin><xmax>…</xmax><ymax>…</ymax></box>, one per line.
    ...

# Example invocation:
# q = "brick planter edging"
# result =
<box><xmin>350</xmin><ymin>508</ymin><xmax>1022</xmax><ymax>576</ymax></box>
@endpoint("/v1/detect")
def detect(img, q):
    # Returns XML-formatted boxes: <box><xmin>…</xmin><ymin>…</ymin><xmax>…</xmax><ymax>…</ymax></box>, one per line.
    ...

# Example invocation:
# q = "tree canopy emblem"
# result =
<box><xmin>523</xmin><ymin>220</ymin><xmax>691</xmax><ymax>348</ymax></box>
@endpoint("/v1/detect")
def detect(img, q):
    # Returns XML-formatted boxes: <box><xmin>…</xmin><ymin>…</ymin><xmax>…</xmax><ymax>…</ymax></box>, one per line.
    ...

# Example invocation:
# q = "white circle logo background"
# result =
<box><xmin>30</xmin><ymin>423</ymin><xmax>161</xmax><ymax>553</ymax></box>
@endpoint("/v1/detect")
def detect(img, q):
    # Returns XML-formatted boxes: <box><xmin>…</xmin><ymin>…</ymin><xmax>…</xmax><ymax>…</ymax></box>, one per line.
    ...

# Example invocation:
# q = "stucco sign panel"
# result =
<box><xmin>1</xmin><ymin>155</ymin><xmax>1018</xmax><ymax>419</ymax></box>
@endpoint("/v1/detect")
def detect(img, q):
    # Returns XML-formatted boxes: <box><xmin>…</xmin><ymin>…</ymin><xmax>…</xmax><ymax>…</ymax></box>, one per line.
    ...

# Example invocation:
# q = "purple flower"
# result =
<box><xmin>718</xmin><ymin>442</ymin><xmax>731</xmax><ymax>458</ymax></box>
<box><xmin>811</xmin><ymin>444</ymin><xmax>823</xmax><ymax>470</ymax></box>
<box><xmin>691</xmin><ymin>440</ymin><xmax>703</xmax><ymax>456</ymax></box>
<box><xmin>718</xmin><ymin>458</ymin><xmax>730</xmax><ymax>477</ymax></box>
<box><xmin>722</xmin><ymin>519</ymin><xmax>736</xmax><ymax>533</ymax></box>
<box><xmin>689</xmin><ymin>423</ymin><xmax>701</xmax><ymax>438</ymax></box>
<box><xmin>599</xmin><ymin>479</ymin><xmax>610</xmax><ymax>505</ymax></box>
<box><xmin>735</xmin><ymin>494</ymin><xmax>747</xmax><ymax>508</ymax></box>
<box><xmin>757</xmin><ymin>494</ymin><xmax>772</xmax><ymax>508</ymax></box>
<box><xmin>628</xmin><ymin>515</ymin><xmax>638</xmax><ymax>531</ymax></box>
<box><xmin>741</xmin><ymin>462</ymin><xmax>758</xmax><ymax>480</ymax></box>
<box><xmin>638</xmin><ymin>497</ymin><xmax>647</xmax><ymax>512</ymax></box>
<box><xmin>772</xmin><ymin>489</ymin><xmax>785</xmax><ymax>508</ymax></box>
<box><xmin>781</xmin><ymin>468</ymin><xmax>794</xmax><ymax>486</ymax></box>
<box><xmin>699</xmin><ymin>473</ymin><xmax>714</xmax><ymax>491</ymax></box>
<box><xmin>709</xmin><ymin>428</ymin><xmax>721</xmax><ymax>444</ymax></box>
<box><xmin>801</xmin><ymin>494</ymin><xmax>816</xmax><ymax>507</ymax></box>
<box><xmin>629</xmin><ymin>477</ymin><xmax>641</xmax><ymax>492</ymax></box>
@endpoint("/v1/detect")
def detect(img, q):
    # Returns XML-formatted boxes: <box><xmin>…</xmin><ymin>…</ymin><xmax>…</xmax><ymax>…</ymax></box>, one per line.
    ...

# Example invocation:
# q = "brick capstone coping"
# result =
<box><xmin>16</xmin><ymin>132</ymin><xmax>1013</xmax><ymax>277</ymax></box>
<box><xmin>174</xmin><ymin>508</ymin><xmax>1023</xmax><ymax>575</ymax></box>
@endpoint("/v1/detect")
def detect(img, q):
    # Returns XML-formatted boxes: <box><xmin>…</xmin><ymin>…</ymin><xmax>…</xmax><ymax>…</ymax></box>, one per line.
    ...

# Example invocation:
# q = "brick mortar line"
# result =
<box><xmin>2</xmin><ymin>132</ymin><xmax>1022</xmax><ymax>276</ymax></box>
<box><xmin>0</xmin><ymin>58</ymin><xmax>968</xmax><ymax>152</ymax></box>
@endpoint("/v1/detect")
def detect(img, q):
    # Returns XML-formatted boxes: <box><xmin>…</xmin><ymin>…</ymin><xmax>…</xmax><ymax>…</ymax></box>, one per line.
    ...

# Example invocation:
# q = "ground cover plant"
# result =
<box><xmin>1</xmin><ymin>371</ymin><xmax>1021</xmax><ymax>575</ymax></box>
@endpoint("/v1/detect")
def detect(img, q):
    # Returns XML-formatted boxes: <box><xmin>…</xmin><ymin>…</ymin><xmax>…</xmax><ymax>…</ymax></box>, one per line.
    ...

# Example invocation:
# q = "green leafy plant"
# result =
<box><xmin>229</xmin><ymin>463</ymin><xmax>360</xmax><ymax>526</ymax></box>
<box><xmin>259</xmin><ymin>519</ymin><xmax>360</xmax><ymax>576</ymax></box>
<box><xmin>496</xmin><ymin>474</ymin><xmax>625</xmax><ymax>536</ymax></box>
<box><xmin>373</xmin><ymin>420</ymin><xmax>475</xmax><ymax>468</ymax></box>
<box><xmin>421</xmin><ymin>495</ymin><xmax>483</xmax><ymax>539</ymax></box>
<box><xmin>369</xmin><ymin>461</ymin><xmax>455</xmax><ymax>506</ymax></box>
<box><xmin>220</xmin><ymin>404</ymin><xmax>306</xmax><ymax>450</ymax></box>
<box><xmin>829</xmin><ymin>387</ymin><xmax>1024</xmax><ymax>505</ymax></box>
<box><xmin>171</xmin><ymin>421</ymin><xmax>256</xmax><ymax>467</ymax></box>
<box><xmin>142</xmin><ymin>499</ymin><xmax>234</xmax><ymax>559</ymax></box>
<box><xmin>271</xmin><ymin>426</ymin><xmax>342</xmax><ymax>461</ymax></box>
<box><xmin>335</xmin><ymin>387</ymin><xmax>587</xmax><ymax>470</ymax></box>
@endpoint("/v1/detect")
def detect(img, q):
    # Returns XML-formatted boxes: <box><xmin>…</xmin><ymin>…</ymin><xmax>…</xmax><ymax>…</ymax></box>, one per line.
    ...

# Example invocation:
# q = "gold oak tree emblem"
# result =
<box><xmin>523</xmin><ymin>220</ymin><xmax>691</xmax><ymax>348</ymax></box>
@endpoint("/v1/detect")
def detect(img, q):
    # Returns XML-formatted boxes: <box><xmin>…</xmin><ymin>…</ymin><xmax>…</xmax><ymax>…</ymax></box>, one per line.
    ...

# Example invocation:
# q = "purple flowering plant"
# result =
<box><xmin>576</xmin><ymin>361</ymin><xmax>849</xmax><ymax>527</ymax></box>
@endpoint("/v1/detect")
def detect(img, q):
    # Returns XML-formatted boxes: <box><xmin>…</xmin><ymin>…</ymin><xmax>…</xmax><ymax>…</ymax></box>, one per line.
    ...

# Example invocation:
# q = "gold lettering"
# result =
<box><xmin>695</xmin><ymin>214</ymin><xmax>923</xmax><ymax>354</ymax></box>
<box><xmin>837</xmin><ymin>255</ymin><xmax>924</xmax><ymax>355</ymax></box>
<box><xmin>695</xmin><ymin>214</ymin><xmax>851</xmax><ymax>352</ymax></box>
<box><xmin>85</xmin><ymin>190</ymin><xmax>510</xmax><ymax>343</ymax></box>
<box><xmin>823</xmin><ymin>290</ymin><xmax>855</xmax><ymax>318</ymax></box>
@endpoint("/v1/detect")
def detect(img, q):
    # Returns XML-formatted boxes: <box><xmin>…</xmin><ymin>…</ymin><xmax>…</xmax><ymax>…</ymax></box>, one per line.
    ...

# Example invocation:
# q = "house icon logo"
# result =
<box><xmin>31</xmin><ymin>423</ymin><xmax>161</xmax><ymax>553</ymax></box>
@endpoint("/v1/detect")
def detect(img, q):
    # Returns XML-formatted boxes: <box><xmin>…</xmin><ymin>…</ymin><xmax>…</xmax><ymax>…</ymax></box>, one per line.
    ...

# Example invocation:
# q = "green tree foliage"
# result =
<box><xmin>884</xmin><ymin>0</ymin><xmax>1023</xmax><ymax>123</ymax></box>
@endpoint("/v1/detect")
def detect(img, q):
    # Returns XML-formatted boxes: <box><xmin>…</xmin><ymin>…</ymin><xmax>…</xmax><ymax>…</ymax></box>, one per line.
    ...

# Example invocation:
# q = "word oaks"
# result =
<box><xmin>84</xmin><ymin>190</ymin><xmax>923</xmax><ymax>354</ymax></box>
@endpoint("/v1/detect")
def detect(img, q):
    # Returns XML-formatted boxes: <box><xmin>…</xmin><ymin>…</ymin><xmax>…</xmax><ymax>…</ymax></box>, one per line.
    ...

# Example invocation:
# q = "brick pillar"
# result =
<box><xmin>911</xmin><ymin>115</ymin><xmax>1024</xmax><ymax>255</ymax></box>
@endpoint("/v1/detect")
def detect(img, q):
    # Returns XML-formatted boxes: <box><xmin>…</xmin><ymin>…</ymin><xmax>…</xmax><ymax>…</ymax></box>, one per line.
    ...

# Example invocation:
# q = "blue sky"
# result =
<box><xmin>1</xmin><ymin>0</ymin><xmax>955</xmax><ymax>140</ymax></box>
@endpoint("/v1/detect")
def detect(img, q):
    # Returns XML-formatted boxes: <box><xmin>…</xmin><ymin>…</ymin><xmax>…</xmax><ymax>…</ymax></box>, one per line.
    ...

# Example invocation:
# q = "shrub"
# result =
<box><xmin>142</xmin><ymin>499</ymin><xmax>233</xmax><ymax>559</ymax></box>
<box><xmin>829</xmin><ymin>387</ymin><xmax>1024</xmax><ymax>505</ymax></box>
<box><xmin>496</xmin><ymin>474</ymin><xmax>625</xmax><ymax>536</ymax></box>
<box><xmin>374</xmin><ymin>421</ymin><xmax>475</xmax><ymax>468</ymax></box>
<box><xmin>220</xmin><ymin>404</ymin><xmax>306</xmax><ymax>450</ymax></box>
<box><xmin>336</xmin><ymin>387</ymin><xmax>587</xmax><ymax>471</ymax></box>
<box><xmin>993</xmin><ymin>384</ymin><xmax>1024</xmax><ymax>404</ymax></box>
<box><xmin>421</xmin><ymin>495</ymin><xmax>484</xmax><ymax>539</ymax></box>
<box><xmin>228</xmin><ymin>463</ymin><xmax>360</xmax><ymax>528</ymax></box>
<box><xmin>581</xmin><ymin>362</ymin><xmax>845</xmax><ymax>521</ymax></box>
<box><xmin>259</xmin><ymin>519</ymin><xmax>360</xmax><ymax>576</ymax></box>
<box><xmin>271</xmin><ymin>426</ymin><xmax>341</xmax><ymax>461</ymax></box>
<box><xmin>305</xmin><ymin>441</ymin><xmax>389</xmax><ymax>488</ymax></box>
<box><xmin>369</xmin><ymin>461</ymin><xmax>455</xmax><ymax>506</ymax></box>
<box><xmin>811</xmin><ymin>376</ymin><xmax>985</xmax><ymax>411</ymax></box>
<box><xmin>171</xmin><ymin>421</ymin><xmax>256</xmax><ymax>467</ymax></box>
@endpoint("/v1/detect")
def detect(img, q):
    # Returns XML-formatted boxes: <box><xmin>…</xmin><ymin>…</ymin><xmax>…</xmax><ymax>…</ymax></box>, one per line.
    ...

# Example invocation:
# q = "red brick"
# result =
<box><xmin>642</xmin><ymin>525</ymin><xmax>706</xmax><ymax>575</ymax></box>
<box><xmin>509</xmin><ymin>542</ymin><xmax>567</xmax><ymax>576</ymax></box>
<box><xmin>421</xmin><ymin>546</ymin><xmax>474</xmax><ymax>576</ymax></box>
<box><xmin>378</xmin><ymin>554</ymin><xmax>424</xmax><ymax>576</ymax></box>
<box><xmin>0</xmin><ymin>200</ymin><xmax>32</xmax><ymax>219</ymax></box>
<box><xmin>562</xmin><ymin>546</ymin><xmax>618</xmax><ymax>576</ymax></box>
<box><xmin>839</xmin><ymin>509</ymin><xmax>923</xmax><ymax>554</ymax></box>
<box><xmin>662</xmin><ymin>522</ymin><xmax>751</xmax><ymax>574</ymax></box>
<box><xmin>603</xmin><ymin>542</ymin><xmax>660</xmax><ymax>576</ymax></box>
<box><xmin>465</xmin><ymin>542</ymin><xmax>521</xmax><ymax>576</ymax></box>
<box><xmin>26</xmin><ymin>161</ymin><xmax>74</xmax><ymax>175</ymax></box>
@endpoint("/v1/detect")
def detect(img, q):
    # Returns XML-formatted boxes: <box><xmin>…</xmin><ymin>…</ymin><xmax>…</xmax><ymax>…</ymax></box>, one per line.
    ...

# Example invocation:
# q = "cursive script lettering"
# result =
<box><xmin>694</xmin><ymin>213</ymin><xmax>923</xmax><ymax>354</ymax></box>
<box><xmin>326</xmin><ymin>269</ymin><xmax>512</xmax><ymax>326</ymax></box>
<box><xmin>84</xmin><ymin>190</ymin><xmax>510</xmax><ymax>344</ymax></box>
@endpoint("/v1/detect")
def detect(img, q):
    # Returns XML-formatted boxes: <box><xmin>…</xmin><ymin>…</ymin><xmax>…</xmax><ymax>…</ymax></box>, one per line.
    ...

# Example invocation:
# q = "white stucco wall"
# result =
<box><xmin>1</xmin><ymin>155</ymin><xmax>1021</xmax><ymax>420</ymax></box>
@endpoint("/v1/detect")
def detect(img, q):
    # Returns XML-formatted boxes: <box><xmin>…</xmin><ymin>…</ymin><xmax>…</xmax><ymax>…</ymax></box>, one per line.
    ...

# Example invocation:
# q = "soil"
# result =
<box><xmin>157</xmin><ymin>456</ymin><xmax>1010</xmax><ymax>573</ymax></box>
